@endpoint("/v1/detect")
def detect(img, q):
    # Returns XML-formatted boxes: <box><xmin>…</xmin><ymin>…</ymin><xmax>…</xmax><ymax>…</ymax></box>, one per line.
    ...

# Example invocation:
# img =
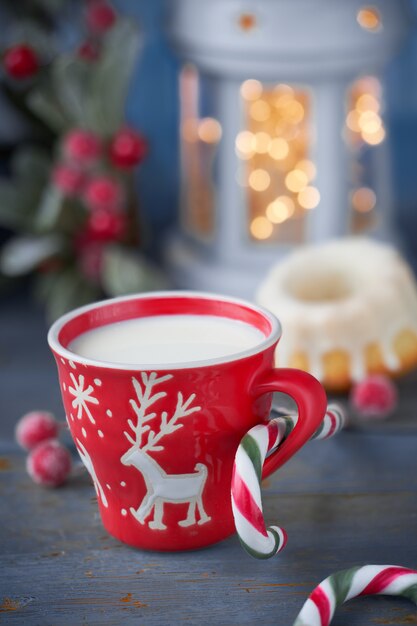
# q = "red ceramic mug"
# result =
<box><xmin>48</xmin><ymin>291</ymin><xmax>327</xmax><ymax>551</ymax></box>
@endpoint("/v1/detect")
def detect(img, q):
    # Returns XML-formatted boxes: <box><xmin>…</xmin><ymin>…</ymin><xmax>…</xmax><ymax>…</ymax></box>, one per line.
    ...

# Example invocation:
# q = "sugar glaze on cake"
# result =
<box><xmin>257</xmin><ymin>238</ymin><xmax>417</xmax><ymax>391</ymax></box>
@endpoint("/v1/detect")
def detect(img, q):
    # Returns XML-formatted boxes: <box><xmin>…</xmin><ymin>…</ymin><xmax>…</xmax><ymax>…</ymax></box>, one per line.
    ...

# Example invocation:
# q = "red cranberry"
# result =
<box><xmin>3</xmin><ymin>44</ymin><xmax>39</xmax><ymax>79</ymax></box>
<box><xmin>63</xmin><ymin>129</ymin><xmax>102</xmax><ymax>166</ymax></box>
<box><xmin>86</xmin><ymin>1</ymin><xmax>117</xmax><ymax>34</ymax></box>
<box><xmin>15</xmin><ymin>411</ymin><xmax>59</xmax><ymax>451</ymax></box>
<box><xmin>350</xmin><ymin>375</ymin><xmax>397</xmax><ymax>419</ymax></box>
<box><xmin>52</xmin><ymin>164</ymin><xmax>86</xmax><ymax>197</ymax></box>
<box><xmin>109</xmin><ymin>128</ymin><xmax>148</xmax><ymax>169</ymax></box>
<box><xmin>84</xmin><ymin>175</ymin><xmax>124</xmax><ymax>212</ymax></box>
<box><xmin>27</xmin><ymin>440</ymin><xmax>72</xmax><ymax>487</ymax></box>
<box><xmin>87</xmin><ymin>208</ymin><xmax>126</xmax><ymax>241</ymax></box>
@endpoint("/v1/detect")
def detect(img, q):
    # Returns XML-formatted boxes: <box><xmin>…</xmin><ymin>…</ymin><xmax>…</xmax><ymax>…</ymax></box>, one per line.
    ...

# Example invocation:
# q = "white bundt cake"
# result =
<box><xmin>257</xmin><ymin>238</ymin><xmax>417</xmax><ymax>392</ymax></box>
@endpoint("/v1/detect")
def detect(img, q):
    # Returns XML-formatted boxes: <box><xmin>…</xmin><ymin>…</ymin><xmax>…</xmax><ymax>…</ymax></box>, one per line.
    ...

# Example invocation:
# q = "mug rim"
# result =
<box><xmin>48</xmin><ymin>290</ymin><xmax>281</xmax><ymax>371</ymax></box>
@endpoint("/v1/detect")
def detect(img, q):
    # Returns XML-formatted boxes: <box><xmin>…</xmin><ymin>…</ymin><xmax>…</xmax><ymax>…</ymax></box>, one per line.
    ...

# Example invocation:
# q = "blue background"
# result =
<box><xmin>114</xmin><ymin>0</ymin><xmax>181</xmax><ymax>233</ymax></box>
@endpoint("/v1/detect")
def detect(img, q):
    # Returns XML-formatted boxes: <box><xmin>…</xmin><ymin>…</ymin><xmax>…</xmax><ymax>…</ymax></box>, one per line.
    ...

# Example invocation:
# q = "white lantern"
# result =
<box><xmin>166</xmin><ymin>0</ymin><xmax>412</xmax><ymax>298</ymax></box>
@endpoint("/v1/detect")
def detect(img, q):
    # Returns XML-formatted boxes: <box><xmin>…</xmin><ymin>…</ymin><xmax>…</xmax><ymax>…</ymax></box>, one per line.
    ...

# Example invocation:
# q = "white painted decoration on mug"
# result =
<box><xmin>121</xmin><ymin>372</ymin><xmax>211</xmax><ymax>530</ymax></box>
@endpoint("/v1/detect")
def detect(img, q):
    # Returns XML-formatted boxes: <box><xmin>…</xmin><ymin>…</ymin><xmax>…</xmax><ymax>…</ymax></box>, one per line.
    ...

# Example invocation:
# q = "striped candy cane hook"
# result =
<box><xmin>231</xmin><ymin>404</ymin><xmax>346</xmax><ymax>559</ymax></box>
<box><xmin>293</xmin><ymin>565</ymin><xmax>417</xmax><ymax>626</ymax></box>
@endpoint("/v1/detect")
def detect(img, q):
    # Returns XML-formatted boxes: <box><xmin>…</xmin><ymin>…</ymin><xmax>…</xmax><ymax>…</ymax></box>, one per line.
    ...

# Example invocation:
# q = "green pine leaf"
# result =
<box><xmin>27</xmin><ymin>84</ymin><xmax>71</xmax><ymax>132</ymax></box>
<box><xmin>0</xmin><ymin>147</ymin><xmax>52</xmax><ymax>232</ymax></box>
<box><xmin>27</xmin><ymin>17</ymin><xmax>140</xmax><ymax>135</ymax></box>
<box><xmin>28</xmin><ymin>56</ymin><xmax>92</xmax><ymax>132</ymax></box>
<box><xmin>87</xmin><ymin>18</ymin><xmax>141</xmax><ymax>135</ymax></box>
<box><xmin>51</xmin><ymin>56</ymin><xmax>93</xmax><ymax>128</ymax></box>
<box><xmin>14</xmin><ymin>148</ymin><xmax>52</xmax><ymax>223</ymax></box>
<box><xmin>34</xmin><ymin>185</ymin><xmax>65</xmax><ymax>233</ymax></box>
<box><xmin>0</xmin><ymin>234</ymin><xmax>62</xmax><ymax>276</ymax></box>
<box><xmin>101</xmin><ymin>245</ymin><xmax>168</xmax><ymax>297</ymax></box>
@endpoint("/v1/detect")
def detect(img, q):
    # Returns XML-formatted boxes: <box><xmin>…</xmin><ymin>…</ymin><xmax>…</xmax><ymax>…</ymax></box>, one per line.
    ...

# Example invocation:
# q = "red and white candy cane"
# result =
<box><xmin>231</xmin><ymin>404</ymin><xmax>345</xmax><ymax>559</ymax></box>
<box><xmin>293</xmin><ymin>564</ymin><xmax>417</xmax><ymax>625</ymax></box>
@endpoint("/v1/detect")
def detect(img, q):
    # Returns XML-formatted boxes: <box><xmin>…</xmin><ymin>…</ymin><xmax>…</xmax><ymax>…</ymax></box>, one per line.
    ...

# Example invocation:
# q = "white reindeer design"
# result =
<box><xmin>121</xmin><ymin>372</ymin><xmax>211</xmax><ymax>530</ymax></box>
<box><xmin>76</xmin><ymin>438</ymin><xmax>108</xmax><ymax>508</ymax></box>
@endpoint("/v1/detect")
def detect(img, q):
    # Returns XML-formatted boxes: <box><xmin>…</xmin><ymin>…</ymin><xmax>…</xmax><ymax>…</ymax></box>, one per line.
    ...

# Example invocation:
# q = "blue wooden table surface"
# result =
<box><xmin>1</xmin><ymin>293</ymin><xmax>417</xmax><ymax>625</ymax></box>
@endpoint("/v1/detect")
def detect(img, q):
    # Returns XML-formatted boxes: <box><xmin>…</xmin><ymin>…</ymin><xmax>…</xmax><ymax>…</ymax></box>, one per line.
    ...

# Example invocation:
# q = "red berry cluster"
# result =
<box><xmin>78</xmin><ymin>1</ymin><xmax>117</xmax><ymax>62</ymax></box>
<box><xmin>15</xmin><ymin>411</ymin><xmax>72</xmax><ymax>487</ymax></box>
<box><xmin>50</xmin><ymin>125</ymin><xmax>147</xmax><ymax>280</ymax></box>
<box><xmin>54</xmin><ymin>127</ymin><xmax>147</xmax><ymax>200</ymax></box>
<box><xmin>1</xmin><ymin>0</ymin><xmax>148</xmax><ymax>286</ymax></box>
<box><xmin>2</xmin><ymin>3</ymin><xmax>117</xmax><ymax>79</ymax></box>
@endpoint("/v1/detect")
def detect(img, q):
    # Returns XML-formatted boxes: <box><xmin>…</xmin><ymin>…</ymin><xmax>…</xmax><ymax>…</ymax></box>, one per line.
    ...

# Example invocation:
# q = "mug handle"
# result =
<box><xmin>254</xmin><ymin>368</ymin><xmax>327</xmax><ymax>479</ymax></box>
<box><xmin>230</xmin><ymin>368</ymin><xmax>327</xmax><ymax>559</ymax></box>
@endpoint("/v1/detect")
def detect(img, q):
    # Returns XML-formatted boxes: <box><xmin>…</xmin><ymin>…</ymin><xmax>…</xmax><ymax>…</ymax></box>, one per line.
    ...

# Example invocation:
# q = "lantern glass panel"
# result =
<box><xmin>346</xmin><ymin>76</ymin><xmax>385</xmax><ymax>233</ymax></box>
<box><xmin>237</xmin><ymin>81</ymin><xmax>316</xmax><ymax>243</ymax></box>
<box><xmin>179</xmin><ymin>64</ymin><xmax>221</xmax><ymax>239</ymax></box>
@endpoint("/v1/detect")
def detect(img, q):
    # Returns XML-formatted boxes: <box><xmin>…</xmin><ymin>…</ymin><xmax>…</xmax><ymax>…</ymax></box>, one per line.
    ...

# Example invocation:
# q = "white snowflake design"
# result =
<box><xmin>68</xmin><ymin>373</ymin><xmax>99</xmax><ymax>424</ymax></box>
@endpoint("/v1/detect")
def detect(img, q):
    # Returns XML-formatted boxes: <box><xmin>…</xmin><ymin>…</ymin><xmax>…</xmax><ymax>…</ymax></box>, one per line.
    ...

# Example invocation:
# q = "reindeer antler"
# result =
<box><xmin>142</xmin><ymin>391</ymin><xmax>201</xmax><ymax>453</ymax></box>
<box><xmin>124</xmin><ymin>372</ymin><xmax>173</xmax><ymax>447</ymax></box>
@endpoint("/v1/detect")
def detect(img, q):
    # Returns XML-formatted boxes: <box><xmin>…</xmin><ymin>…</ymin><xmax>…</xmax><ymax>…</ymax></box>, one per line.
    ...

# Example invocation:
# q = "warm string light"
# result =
<box><xmin>179</xmin><ymin>65</ymin><xmax>222</xmax><ymax>237</ymax></box>
<box><xmin>182</xmin><ymin>117</ymin><xmax>222</xmax><ymax>144</ymax></box>
<box><xmin>255</xmin><ymin>131</ymin><xmax>271</xmax><ymax>153</ymax></box>
<box><xmin>235</xmin><ymin>131</ymin><xmax>256</xmax><ymax>159</ymax></box>
<box><xmin>352</xmin><ymin>187</ymin><xmax>376</xmax><ymax>213</ymax></box>
<box><xmin>266</xmin><ymin>196</ymin><xmax>295</xmax><ymax>223</ymax></box>
<box><xmin>198</xmin><ymin>118</ymin><xmax>222</xmax><ymax>144</ymax></box>
<box><xmin>250</xmin><ymin>216</ymin><xmax>273</xmax><ymax>240</ymax></box>
<box><xmin>347</xmin><ymin>77</ymin><xmax>381</xmax><ymax>225</ymax></box>
<box><xmin>357</xmin><ymin>7</ymin><xmax>382</xmax><ymax>32</ymax></box>
<box><xmin>298</xmin><ymin>186</ymin><xmax>321</xmax><ymax>210</ymax></box>
<box><xmin>296</xmin><ymin>159</ymin><xmax>317</xmax><ymax>181</ymax></box>
<box><xmin>239</xmin><ymin>80</ymin><xmax>316</xmax><ymax>241</ymax></box>
<box><xmin>249</xmin><ymin>169</ymin><xmax>271</xmax><ymax>192</ymax></box>
<box><xmin>346</xmin><ymin>76</ymin><xmax>385</xmax><ymax>146</ymax></box>
<box><xmin>285</xmin><ymin>169</ymin><xmax>309</xmax><ymax>193</ymax></box>
<box><xmin>268</xmin><ymin>138</ymin><xmax>289</xmax><ymax>160</ymax></box>
<box><xmin>250</xmin><ymin>100</ymin><xmax>271</xmax><ymax>122</ymax></box>
<box><xmin>240</xmin><ymin>79</ymin><xmax>263</xmax><ymax>101</ymax></box>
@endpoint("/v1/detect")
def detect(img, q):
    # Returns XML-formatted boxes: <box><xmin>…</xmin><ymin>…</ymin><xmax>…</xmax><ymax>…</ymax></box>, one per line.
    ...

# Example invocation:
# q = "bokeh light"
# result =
<box><xmin>266</xmin><ymin>196</ymin><xmax>295</xmax><ymax>223</ymax></box>
<box><xmin>285</xmin><ymin>169</ymin><xmax>308</xmax><ymax>193</ymax></box>
<box><xmin>240</xmin><ymin>79</ymin><xmax>263</xmax><ymax>101</ymax></box>
<box><xmin>352</xmin><ymin>187</ymin><xmax>377</xmax><ymax>212</ymax></box>
<box><xmin>268</xmin><ymin>138</ymin><xmax>289</xmax><ymax>160</ymax></box>
<box><xmin>357</xmin><ymin>7</ymin><xmax>382</xmax><ymax>31</ymax></box>
<box><xmin>298</xmin><ymin>186</ymin><xmax>320</xmax><ymax>209</ymax></box>
<box><xmin>198</xmin><ymin>118</ymin><xmax>222</xmax><ymax>144</ymax></box>
<box><xmin>250</xmin><ymin>216</ymin><xmax>273</xmax><ymax>239</ymax></box>
<box><xmin>249</xmin><ymin>169</ymin><xmax>271</xmax><ymax>192</ymax></box>
<box><xmin>250</xmin><ymin>100</ymin><xmax>271</xmax><ymax>122</ymax></box>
